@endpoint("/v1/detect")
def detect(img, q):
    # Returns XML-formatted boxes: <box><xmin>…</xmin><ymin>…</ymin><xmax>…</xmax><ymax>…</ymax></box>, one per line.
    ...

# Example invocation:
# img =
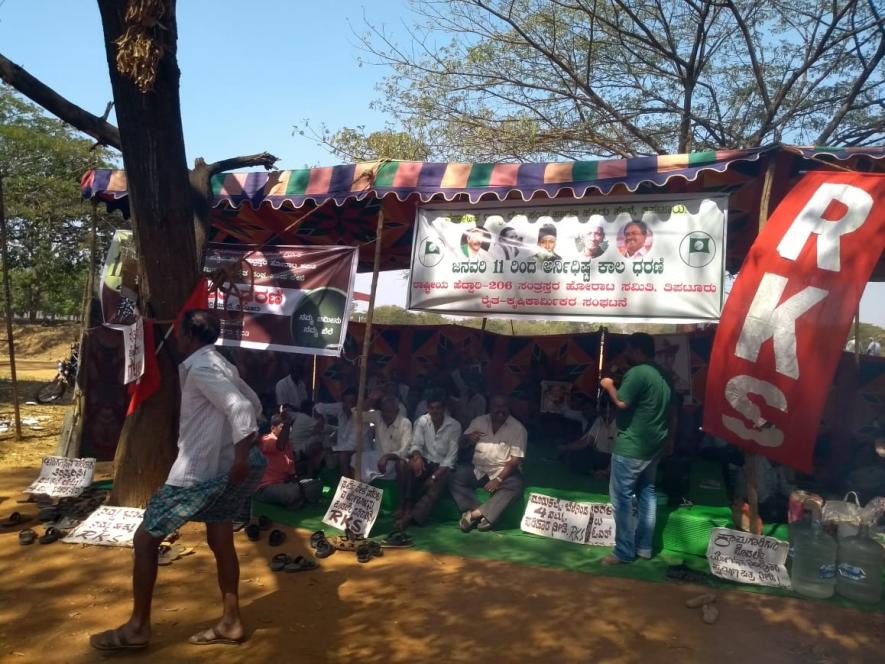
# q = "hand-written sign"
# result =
<box><xmin>706</xmin><ymin>527</ymin><xmax>791</xmax><ymax>589</ymax></box>
<box><xmin>26</xmin><ymin>456</ymin><xmax>96</xmax><ymax>498</ymax></box>
<box><xmin>122</xmin><ymin>317</ymin><xmax>145</xmax><ymax>385</ymax></box>
<box><xmin>520</xmin><ymin>493</ymin><xmax>592</xmax><ymax>545</ymax></box>
<box><xmin>63</xmin><ymin>506</ymin><xmax>145</xmax><ymax>547</ymax></box>
<box><xmin>322</xmin><ymin>477</ymin><xmax>383</xmax><ymax>538</ymax></box>
<box><xmin>586</xmin><ymin>502</ymin><xmax>617</xmax><ymax>547</ymax></box>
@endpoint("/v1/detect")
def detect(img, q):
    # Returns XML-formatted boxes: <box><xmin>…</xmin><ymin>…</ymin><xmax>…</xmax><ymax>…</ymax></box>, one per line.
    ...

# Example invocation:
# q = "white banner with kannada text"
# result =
<box><xmin>408</xmin><ymin>196</ymin><xmax>727</xmax><ymax>322</ymax></box>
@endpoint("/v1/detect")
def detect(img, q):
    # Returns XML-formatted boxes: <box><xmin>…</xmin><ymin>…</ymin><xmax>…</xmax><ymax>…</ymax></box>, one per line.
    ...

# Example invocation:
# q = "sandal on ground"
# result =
<box><xmin>314</xmin><ymin>536</ymin><xmax>335</xmax><ymax>559</ymax></box>
<box><xmin>19</xmin><ymin>528</ymin><xmax>37</xmax><ymax>545</ymax></box>
<box><xmin>368</xmin><ymin>540</ymin><xmax>383</xmax><ymax>558</ymax></box>
<box><xmin>356</xmin><ymin>543</ymin><xmax>372</xmax><ymax>563</ymax></box>
<box><xmin>381</xmin><ymin>531</ymin><xmax>413</xmax><ymax>548</ymax></box>
<box><xmin>665</xmin><ymin>564</ymin><xmax>709</xmax><ymax>584</ymax></box>
<box><xmin>268</xmin><ymin>529</ymin><xmax>286</xmax><ymax>547</ymax></box>
<box><xmin>328</xmin><ymin>535</ymin><xmax>358</xmax><ymax>551</ymax></box>
<box><xmin>476</xmin><ymin>517</ymin><xmax>493</xmax><ymax>532</ymax></box>
<box><xmin>38</xmin><ymin>506</ymin><xmax>59</xmax><ymax>523</ymax></box>
<box><xmin>270</xmin><ymin>553</ymin><xmax>291</xmax><ymax>572</ymax></box>
<box><xmin>459</xmin><ymin>511</ymin><xmax>478</xmax><ymax>533</ymax></box>
<box><xmin>309</xmin><ymin>530</ymin><xmax>325</xmax><ymax>549</ymax></box>
<box><xmin>187</xmin><ymin>626</ymin><xmax>244</xmax><ymax>646</ymax></box>
<box><xmin>39</xmin><ymin>526</ymin><xmax>62</xmax><ymax>544</ymax></box>
<box><xmin>158</xmin><ymin>544</ymin><xmax>194</xmax><ymax>566</ymax></box>
<box><xmin>1</xmin><ymin>511</ymin><xmax>32</xmax><ymax>528</ymax></box>
<box><xmin>244</xmin><ymin>524</ymin><xmax>261</xmax><ymax>542</ymax></box>
<box><xmin>90</xmin><ymin>628</ymin><xmax>149</xmax><ymax>652</ymax></box>
<box><xmin>284</xmin><ymin>555</ymin><xmax>318</xmax><ymax>572</ymax></box>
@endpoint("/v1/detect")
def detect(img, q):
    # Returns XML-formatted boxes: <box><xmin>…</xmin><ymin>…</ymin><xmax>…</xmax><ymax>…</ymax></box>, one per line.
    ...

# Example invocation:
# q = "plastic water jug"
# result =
<box><xmin>836</xmin><ymin>526</ymin><xmax>884</xmax><ymax>604</ymax></box>
<box><xmin>791</xmin><ymin>519</ymin><xmax>837</xmax><ymax>599</ymax></box>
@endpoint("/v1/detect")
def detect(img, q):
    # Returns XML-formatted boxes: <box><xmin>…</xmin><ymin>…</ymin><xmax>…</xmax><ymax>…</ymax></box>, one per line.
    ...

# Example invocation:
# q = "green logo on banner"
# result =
<box><xmin>290</xmin><ymin>288</ymin><xmax>348</xmax><ymax>349</ymax></box>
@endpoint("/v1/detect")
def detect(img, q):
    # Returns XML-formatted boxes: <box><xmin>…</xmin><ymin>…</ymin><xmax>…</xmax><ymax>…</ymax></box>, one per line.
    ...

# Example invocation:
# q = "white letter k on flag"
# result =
<box><xmin>735</xmin><ymin>273</ymin><xmax>827</xmax><ymax>379</ymax></box>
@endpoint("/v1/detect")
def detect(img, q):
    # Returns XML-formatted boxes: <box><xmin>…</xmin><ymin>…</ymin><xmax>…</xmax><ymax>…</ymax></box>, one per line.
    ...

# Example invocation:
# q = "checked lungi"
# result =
<box><xmin>142</xmin><ymin>447</ymin><xmax>267</xmax><ymax>539</ymax></box>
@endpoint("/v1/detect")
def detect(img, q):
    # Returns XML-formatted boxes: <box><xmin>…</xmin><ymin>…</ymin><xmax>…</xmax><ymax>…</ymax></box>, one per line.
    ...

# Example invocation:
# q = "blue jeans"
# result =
<box><xmin>609</xmin><ymin>453</ymin><xmax>661</xmax><ymax>562</ymax></box>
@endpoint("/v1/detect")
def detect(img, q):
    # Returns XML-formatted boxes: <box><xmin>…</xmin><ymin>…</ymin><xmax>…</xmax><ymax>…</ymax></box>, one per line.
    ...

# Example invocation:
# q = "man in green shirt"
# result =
<box><xmin>599</xmin><ymin>333</ymin><xmax>673</xmax><ymax>564</ymax></box>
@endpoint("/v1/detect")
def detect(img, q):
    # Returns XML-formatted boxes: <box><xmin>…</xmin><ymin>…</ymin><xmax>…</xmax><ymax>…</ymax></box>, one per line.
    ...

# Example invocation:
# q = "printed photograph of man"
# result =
<box><xmin>490</xmin><ymin>226</ymin><xmax>525</xmax><ymax>261</ymax></box>
<box><xmin>534</xmin><ymin>223</ymin><xmax>561</xmax><ymax>261</ymax></box>
<box><xmin>618</xmin><ymin>220</ymin><xmax>653</xmax><ymax>258</ymax></box>
<box><xmin>576</xmin><ymin>225</ymin><xmax>608</xmax><ymax>259</ymax></box>
<box><xmin>459</xmin><ymin>227</ymin><xmax>492</xmax><ymax>261</ymax></box>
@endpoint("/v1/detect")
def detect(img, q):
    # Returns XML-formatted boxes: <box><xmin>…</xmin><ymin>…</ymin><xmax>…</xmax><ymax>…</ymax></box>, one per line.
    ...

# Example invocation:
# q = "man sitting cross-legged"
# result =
<box><xmin>451</xmin><ymin>395</ymin><xmax>527</xmax><ymax>532</ymax></box>
<box><xmin>396</xmin><ymin>390</ymin><xmax>461</xmax><ymax>530</ymax></box>
<box><xmin>253</xmin><ymin>412</ymin><xmax>303</xmax><ymax>510</ymax></box>
<box><xmin>362</xmin><ymin>395</ymin><xmax>413</xmax><ymax>482</ymax></box>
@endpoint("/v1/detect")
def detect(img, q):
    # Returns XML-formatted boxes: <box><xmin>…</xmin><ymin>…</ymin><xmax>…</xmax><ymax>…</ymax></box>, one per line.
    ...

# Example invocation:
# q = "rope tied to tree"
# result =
<box><xmin>114</xmin><ymin>0</ymin><xmax>168</xmax><ymax>93</ymax></box>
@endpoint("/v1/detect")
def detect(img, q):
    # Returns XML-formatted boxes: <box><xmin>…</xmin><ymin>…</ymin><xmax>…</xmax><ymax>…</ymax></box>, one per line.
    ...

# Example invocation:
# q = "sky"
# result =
<box><xmin>1</xmin><ymin>0</ymin><xmax>882</xmax><ymax>325</ymax></box>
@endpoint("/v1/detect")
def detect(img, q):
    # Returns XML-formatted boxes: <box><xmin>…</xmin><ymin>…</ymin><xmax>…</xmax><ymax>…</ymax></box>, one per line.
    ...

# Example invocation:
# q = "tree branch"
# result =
<box><xmin>199</xmin><ymin>152</ymin><xmax>280</xmax><ymax>177</ymax></box>
<box><xmin>0</xmin><ymin>52</ymin><xmax>122</xmax><ymax>151</ymax></box>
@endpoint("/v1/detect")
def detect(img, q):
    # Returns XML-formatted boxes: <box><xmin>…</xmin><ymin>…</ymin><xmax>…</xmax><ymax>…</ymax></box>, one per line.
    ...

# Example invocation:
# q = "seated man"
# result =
<box><xmin>254</xmin><ymin>413</ymin><xmax>303</xmax><ymax>509</ymax></box>
<box><xmin>451</xmin><ymin>395</ymin><xmax>527</xmax><ymax>532</ymax></box>
<box><xmin>557</xmin><ymin>398</ymin><xmax>616</xmax><ymax>478</ymax></box>
<box><xmin>275</xmin><ymin>362</ymin><xmax>309</xmax><ymax>411</ymax></box>
<box><xmin>359</xmin><ymin>396</ymin><xmax>413</xmax><ymax>482</ymax></box>
<box><xmin>283</xmin><ymin>400</ymin><xmax>325</xmax><ymax>478</ymax></box>
<box><xmin>397</xmin><ymin>391</ymin><xmax>461</xmax><ymax>530</ymax></box>
<box><xmin>315</xmin><ymin>387</ymin><xmax>366</xmax><ymax>479</ymax></box>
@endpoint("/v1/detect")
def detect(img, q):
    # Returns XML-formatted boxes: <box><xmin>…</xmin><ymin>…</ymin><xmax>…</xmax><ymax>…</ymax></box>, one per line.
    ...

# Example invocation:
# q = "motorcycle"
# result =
<box><xmin>35</xmin><ymin>344</ymin><xmax>79</xmax><ymax>404</ymax></box>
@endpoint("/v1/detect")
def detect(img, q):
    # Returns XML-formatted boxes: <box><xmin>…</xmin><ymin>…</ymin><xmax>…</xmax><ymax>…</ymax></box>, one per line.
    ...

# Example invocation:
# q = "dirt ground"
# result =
<box><xmin>0</xmin><ymin>463</ymin><xmax>881</xmax><ymax>664</ymax></box>
<box><xmin>1</xmin><ymin>325</ymin><xmax>883</xmax><ymax>663</ymax></box>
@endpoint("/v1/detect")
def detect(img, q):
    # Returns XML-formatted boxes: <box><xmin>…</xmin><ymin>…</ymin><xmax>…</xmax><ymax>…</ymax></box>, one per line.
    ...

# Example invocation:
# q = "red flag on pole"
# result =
<box><xmin>126</xmin><ymin>278</ymin><xmax>210</xmax><ymax>416</ymax></box>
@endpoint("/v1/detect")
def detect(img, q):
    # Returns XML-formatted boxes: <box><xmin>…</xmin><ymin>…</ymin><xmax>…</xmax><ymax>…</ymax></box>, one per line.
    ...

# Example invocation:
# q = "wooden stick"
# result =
<box><xmin>353</xmin><ymin>209</ymin><xmax>385</xmax><ymax>483</ymax></box>
<box><xmin>596</xmin><ymin>325</ymin><xmax>607</xmax><ymax>404</ymax></box>
<box><xmin>854</xmin><ymin>309</ymin><xmax>861</xmax><ymax>365</ymax></box>
<box><xmin>0</xmin><ymin>174</ymin><xmax>22</xmax><ymax>440</ymax></box>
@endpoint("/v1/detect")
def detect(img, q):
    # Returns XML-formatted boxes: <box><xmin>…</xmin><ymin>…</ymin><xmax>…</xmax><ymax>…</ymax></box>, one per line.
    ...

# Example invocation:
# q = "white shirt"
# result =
<box><xmin>867</xmin><ymin>341</ymin><xmax>881</xmax><ymax>356</ymax></box>
<box><xmin>365</xmin><ymin>411</ymin><xmax>412</xmax><ymax>457</ymax></box>
<box><xmin>166</xmin><ymin>346</ymin><xmax>260</xmax><ymax>487</ymax></box>
<box><xmin>584</xmin><ymin>416</ymin><xmax>617</xmax><ymax>454</ymax></box>
<box><xmin>275</xmin><ymin>375</ymin><xmax>308</xmax><ymax>409</ymax></box>
<box><xmin>288</xmin><ymin>411</ymin><xmax>321</xmax><ymax>454</ymax></box>
<box><xmin>410</xmin><ymin>413</ymin><xmax>462</xmax><ymax>468</ymax></box>
<box><xmin>315</xmin><ymin>402</ymin><xmax>370</xmax><ymax>452</ymax></box>
<box><xmin>465</xmin><ymin>414</ymin><xmax>527</xmax><ymax>480</ymax></box>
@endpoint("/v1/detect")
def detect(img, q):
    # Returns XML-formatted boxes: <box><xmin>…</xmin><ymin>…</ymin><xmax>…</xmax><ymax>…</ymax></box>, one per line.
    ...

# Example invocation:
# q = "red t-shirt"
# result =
<box><xmin>258</xmin><ymin>432</ymin><xmax>294</xmax><ymax>489</ymax></box>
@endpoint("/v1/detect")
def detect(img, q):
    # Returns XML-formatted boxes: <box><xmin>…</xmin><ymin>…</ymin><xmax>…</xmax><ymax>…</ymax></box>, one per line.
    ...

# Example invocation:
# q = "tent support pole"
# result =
<box><xmin>854</xmin><ymin>309</ymin><xmax>860</xmax><ymax>365</ymax></box>
<box><xmin>0</xmin><ymin>174</ymin><xmax>22</xmax><ymax>440</ymax></box>
<box><xmin>353</xmin><ymin>210</ymin><xmax>385</xmax><ymax>484</ymax></box>
<box><xmin>596</xmin><ymin>326</ymin><xmax>607</xmax><ymax>406</ymax></box>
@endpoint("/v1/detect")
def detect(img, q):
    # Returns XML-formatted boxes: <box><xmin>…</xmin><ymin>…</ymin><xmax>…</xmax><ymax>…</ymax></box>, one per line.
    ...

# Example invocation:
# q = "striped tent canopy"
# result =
<box><xmin>82</xmin><ymin>144</ymin><xmax>885</xmax><ymax>274</ymax></box>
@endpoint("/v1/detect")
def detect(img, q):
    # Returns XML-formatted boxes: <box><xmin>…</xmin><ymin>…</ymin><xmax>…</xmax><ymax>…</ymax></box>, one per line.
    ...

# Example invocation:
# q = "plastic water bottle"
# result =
<box><xmin>836</xmin><ymin>526</ymin><xmax>884</xmax><ymax>604</ymax></box>
<box><xmin>791</xmin><ymin>518</ymin><xmax>837</xmax><ymax>599</ymax></box>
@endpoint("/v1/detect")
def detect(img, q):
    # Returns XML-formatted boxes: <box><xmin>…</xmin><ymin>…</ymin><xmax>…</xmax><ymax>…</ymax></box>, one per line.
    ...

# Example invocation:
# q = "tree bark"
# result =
<box><xmin>97</xmin><ymin>0</ymin><xmax>198</xmax><ymax>507</ymax></box>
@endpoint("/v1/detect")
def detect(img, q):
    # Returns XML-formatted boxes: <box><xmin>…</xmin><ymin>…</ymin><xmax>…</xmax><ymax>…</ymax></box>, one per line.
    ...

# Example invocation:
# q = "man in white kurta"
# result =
<box><xmin>450</xmin><ymin>395</ymin><xmax>527</xmax><ymax>532</ymax></box>
<box><xmin>356</xmin><ymin>396</ymin><xmax>413</xmax><ymax>482</ymax></box>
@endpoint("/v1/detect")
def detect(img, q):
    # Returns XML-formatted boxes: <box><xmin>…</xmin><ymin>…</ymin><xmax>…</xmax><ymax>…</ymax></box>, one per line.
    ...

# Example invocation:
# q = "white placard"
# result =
<box><xmin>122</xmin><ymin>317</ymin><xmax>145</xmax><ymax>385</ymax></box>
<box><xmin>62</xmin><ymin>506</ymin><xmax>145</xmax><ymax>547</ymax></box>
<box><xmin>520</xmin><ymin>493</ymin><xmax>592</xmax><ymax>545</ymax></box>
<box><xmin>322</xmin><ymin>477</ymin><xmax>383</xmax><ymax>538</ymax></box>
<box><xmin>26</xmin><ymin>456</ymin><xmax>96</xmax><ymax>498</ymax></box>
<box><xmin>706</xmin><ymin>527</ymin><xmax>791</xmax><ymax>588</ymax></box>
<box><xmin>409</xmin><ymin>195</ymin><xmax>728</xmax><ymax>322</ymax></box>
<box><xmin>585</xmin><ymin>502</ymin><xmax>617</xmax><ymax>547</ymax></box>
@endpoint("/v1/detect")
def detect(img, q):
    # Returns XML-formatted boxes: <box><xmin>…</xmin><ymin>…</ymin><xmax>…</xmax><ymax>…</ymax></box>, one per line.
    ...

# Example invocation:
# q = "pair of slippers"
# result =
<box><xmin>356</xmin><ymin>540</ymin><xmax>383</xmax><ymax>563</ymax></box>
<box><xmin>244</xmin><ymin>516</ymin><xmax>275</xmax><ymax>542</ymax></box>
<box><xmin>270</xmin><ymin>553</ymin><xmax>319</xmax><ymax>572</ymax></box>
<box><xmin>309</xmin><ymin>530</ymin><xmax>336</xmax><ymax>558</ymax></box>
<box><xmin>381</xmin><ymin>530</ymin><xmax>414</xmax><ymax>548</ymax></box>
<box><xmin>1</xmin><ymin>511</ymin><xmax>33</xmax><ymax>528</ymax></box>
<box><xmin>19</xmin><ymin>526</ymin><xmax>62</xmax><ymax>545</ymax></box>
<box><xmin>158</xmin><ymin>542</ymin><xmax>195</xmax><ymax>566</ymax></box>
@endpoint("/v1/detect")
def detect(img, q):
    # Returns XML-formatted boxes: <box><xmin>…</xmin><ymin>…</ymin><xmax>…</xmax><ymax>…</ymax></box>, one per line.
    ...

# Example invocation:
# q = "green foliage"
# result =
<box><xmin>332</xmin><ymin>0</ymin><xmax>884</xmax><ymax>161</ymax></box>
<box><xmin>0</xmin><ymin>85</ymin><xmax>120</xmax><ymax>320</ymax></box>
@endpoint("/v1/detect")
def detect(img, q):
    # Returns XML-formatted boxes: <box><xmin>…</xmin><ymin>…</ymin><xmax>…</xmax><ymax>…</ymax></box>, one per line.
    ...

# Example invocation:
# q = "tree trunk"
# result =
<box><xmin>97</xmin><ymin>0</ymin><xmax>198</xmax><ymax>506</ymax></box>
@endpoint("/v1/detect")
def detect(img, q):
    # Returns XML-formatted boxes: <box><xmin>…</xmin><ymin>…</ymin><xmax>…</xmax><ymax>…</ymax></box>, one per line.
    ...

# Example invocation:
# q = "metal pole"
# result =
<box><xmin>0</xmin><ymin>173</ymin><xmax>23</xmax><ymax>440</ymax></box>
<box><xmin>595</xmin><ymin>326</ymin><xmax>607</xmax><ymax>405</ymax></box>
<box><xmin>353</xmin><ymin>209</ymin><xmax>385</xmax><ymax>484</ymax></box>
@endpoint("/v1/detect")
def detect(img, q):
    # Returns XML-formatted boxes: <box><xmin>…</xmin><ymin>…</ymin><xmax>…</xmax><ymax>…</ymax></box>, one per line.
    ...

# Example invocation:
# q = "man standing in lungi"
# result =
<box><xmin>91</xmin><ymin>310</ymin><xmax>266</xmax><ymax>651</ymax></box>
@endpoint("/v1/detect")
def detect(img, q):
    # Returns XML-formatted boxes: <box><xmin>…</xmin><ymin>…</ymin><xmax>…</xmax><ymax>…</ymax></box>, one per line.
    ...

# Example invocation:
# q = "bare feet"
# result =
<box><xmin>90</xmin><ymin>624</ymin><xmax>151</xmax><ymax>651</ymax></box>
<box><xmin>188</xmin><ymin>620</ymin><xmax>245</xmax><ymax>646</ymax></box>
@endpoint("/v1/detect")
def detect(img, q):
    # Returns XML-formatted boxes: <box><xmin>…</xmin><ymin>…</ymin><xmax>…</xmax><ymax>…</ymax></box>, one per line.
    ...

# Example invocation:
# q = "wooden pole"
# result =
<box><xmin>353</xmin><ymin>209</ymin><xmax>385</xmax><ymax>484</ymax></box>
<box><xmin>311</xmin><ymin>354</ymin><xmax>318</xmax><ymax>396</ymax></box>
<box><xmin>0</xmin><ymin>173</ymin><xmax>23</xmax><ymax>440</ymax></box>
<box><xmin>596</xmin><ymin>326</ymin><xmax>607</xmax><ymax>405</ymax></box>
<box><xmin>853</xmin><ymin>309</ymin><xmax>861</xmax><ymax>365</ymax></box>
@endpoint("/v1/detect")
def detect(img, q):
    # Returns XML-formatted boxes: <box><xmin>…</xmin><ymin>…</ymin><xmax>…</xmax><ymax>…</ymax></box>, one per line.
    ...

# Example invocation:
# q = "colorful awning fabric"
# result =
<box><xmin>83</xmin><ymin>147</ymin><xmax>776</xmax><ymax>211</ymax></box>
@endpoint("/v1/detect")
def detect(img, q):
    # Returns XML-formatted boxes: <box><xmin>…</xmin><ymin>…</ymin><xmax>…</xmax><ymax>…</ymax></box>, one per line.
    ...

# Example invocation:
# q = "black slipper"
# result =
<box><xmin>309</xmin><ymin>530</ymin><xmax>325</xmax><ymax>549</ymax></box>
<box><xmin>381</xmin><ymin>531</ymin><xmax>414</xmax><ymax>548</ymax></box>
<box><xmin>284</xmin><ymin>555</ymin><xmax>318</xmax><ymax>572</ymax></box>
<box><xmin>19</xmin><ymin>528</ymin><xmax>37</xmax><ymax>545</ymax></box>
<box><xmin>2</xmin><ymin>511</ymin><xmax>32</xmax><ymax>528</ymax></box>
<box><xmin>244</xmin><ymin>524</ymin><xmax>261</xmax><ymax>541</ymax></box>
<box><xmin>368</xmin><ymin>540</ymin><xmax>383</xmax><ymax>558</ymax></box>
<box><xmin>268</xmin><ymin>529</ymin><xmax>286</xmax><ymax>547</ymax></box>
<box><xmin>314</xmin><ymin>536</ymin><xmax>335</xmax><ymax>559</ymax></box>
<box><xmin>356</xmin><ymin>543</ymin><xmax>372</xmax><ymax>563</ymax></box>
<box><xmin>665</xmin><ymin>564</ymin><xmax>709</xmax><ymax>584</ymax></box>
<box><xmin>270</xmin><ymin>553</ymin><xmax>291</xmax><ymax>572</ymax></box>
<box><xmin>39</xmin><ymin>526</ymin><xmax>62</xmax><ymax>544</ymax></box>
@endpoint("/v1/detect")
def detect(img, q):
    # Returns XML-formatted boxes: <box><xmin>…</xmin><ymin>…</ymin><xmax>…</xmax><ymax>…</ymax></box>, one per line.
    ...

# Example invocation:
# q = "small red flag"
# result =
<box><xmin>174</xmin><ymin>277</ymin><xmax>210</xmax><ymax>334</ymax></box>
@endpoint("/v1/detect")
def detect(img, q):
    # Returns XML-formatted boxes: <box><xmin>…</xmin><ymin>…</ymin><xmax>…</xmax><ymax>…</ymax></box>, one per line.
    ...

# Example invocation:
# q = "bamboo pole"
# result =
<box><xmin>853</xmin><ymin>310</ymin><xmax>861</xmax><ymax>365</ymax></box>
<box><xmin>353</xmin><ymin>209</ymin><xmax>385</xmax><ymax>484</ymax></box>
<box><xmin>0</xmin><ymin>174</ymin><xmax>23</xmax><ymax>440</ymax></box>
<box><xmin>596</xmin><ymin>326</ymin><xmax>607</xmax><ymax>405</ymax></box>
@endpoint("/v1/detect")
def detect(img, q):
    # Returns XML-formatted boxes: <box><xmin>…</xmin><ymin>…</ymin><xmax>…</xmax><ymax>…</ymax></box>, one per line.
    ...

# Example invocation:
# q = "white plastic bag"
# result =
<box><xmin>822</xmin><ymin>491</ymin><xmax>862</xmax><ymax>538</ymax></box>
